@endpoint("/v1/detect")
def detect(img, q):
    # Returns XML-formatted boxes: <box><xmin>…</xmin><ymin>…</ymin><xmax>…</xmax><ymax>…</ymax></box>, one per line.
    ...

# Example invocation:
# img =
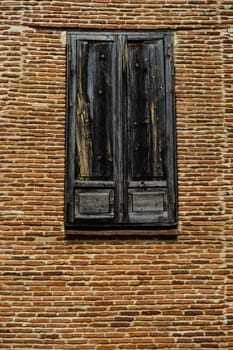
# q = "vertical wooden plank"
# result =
<box><xmin>126</xmin><ymin>41</ymin><xmax>149</xmax><ymax>179</ymax></box>
<box><xmin>164</xmin><ymin>33</ymin><xmax>177</xmax><ymax>223</ymax></box>
<box><xmin>76</xmin><ymin>40</ymin><xmax>93</xmax><ymax>179</ymax></box>
<box><xmin>89</xmin><ymin>42</ymin><xmax>113</xmax><ymax>180</ymax></box>
<box><xmin>152</xmin><ymin>39</ymin><xmax>166</xmax><ymax>179</ymax></box>
<box><xmin>116</xmin><ymin>34</ymin><xmax>124</xmax><ymax>223</ymax></box>
<box><xmin>65</xmin><ymin>34</ymin><xmax>77</xmax><ymax>224</ymax></box>
<box><xmin>125</xmin><ymin>39</ymin><xmax>165</xmax><ymax>181</ymax></box>
<box><xmin>76</xmin><ymin>40</ymin><xmax>114</xmax><ymax>181</ymax></box>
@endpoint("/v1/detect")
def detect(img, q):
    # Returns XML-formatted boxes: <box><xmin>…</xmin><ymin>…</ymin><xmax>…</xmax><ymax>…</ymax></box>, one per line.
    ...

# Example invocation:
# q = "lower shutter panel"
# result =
<box><xmin>128</xmin><ymin>186</ymin><xmax>168</xmax><ymax>224</ymax></box>
<box><xmin>75</xmin><ymin>188</ymin><xmax>115</xmax><ymax>220</ymax></box>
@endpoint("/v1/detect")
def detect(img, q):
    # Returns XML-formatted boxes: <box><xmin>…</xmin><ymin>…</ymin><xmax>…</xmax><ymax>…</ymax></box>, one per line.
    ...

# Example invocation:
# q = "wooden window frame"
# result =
<box><xmin>65</xmin><ymin>31</ymin><xmax>177</xmax><ymax>230</ymax></box>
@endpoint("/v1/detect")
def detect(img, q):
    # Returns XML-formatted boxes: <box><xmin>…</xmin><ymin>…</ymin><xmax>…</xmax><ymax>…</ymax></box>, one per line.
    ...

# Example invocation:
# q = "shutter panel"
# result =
<box><xmin>66</xmin><ymin>34</ymin><xmax>117</xmax><ymax>225</ymax></box>
<box><xmin>124</xmin><ymin>36</ymin><xmax>175</xmax><ymax>224</ymax></box>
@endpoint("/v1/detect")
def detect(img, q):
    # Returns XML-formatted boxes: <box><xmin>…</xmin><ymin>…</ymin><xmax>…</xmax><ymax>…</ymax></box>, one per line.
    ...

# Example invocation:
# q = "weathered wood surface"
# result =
<box><xmin>66</xmin><ymin>32</ymin><xmax>177</xmax><ymax>228</ymax></box>
<box><xmin>125</xmin><ymin>39</ymin><xmax>165</xmax><ymax>180</ymax></box>
<box><xmin>76</xmin><ymin>41</ymin><xmax>113</xmax><ymax>181</ymax></box>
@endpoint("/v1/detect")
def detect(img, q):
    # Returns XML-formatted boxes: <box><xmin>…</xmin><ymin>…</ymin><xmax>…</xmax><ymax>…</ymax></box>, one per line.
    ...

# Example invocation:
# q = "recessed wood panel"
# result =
<box><xmin>125</xmin><ymin>39</ymin><xmax>165</xmax><ymax>181</ymax></box>
<box><xmin>132</xmin><ymin>192</ymin><xmax>164</xmax><ymax>213</ymax></box>
<box><xmin>75</xmin><ymin>189</ymin><xmax>114</xmax><ymax>218</ymax></box>
<box><xmin>128</xmin><ymin>189</ymin><xmax>168</xmax><ymax>223</ymax></box>
<box><xmin>76</xmin><ymin>40</ymin><xmax>114</xmax><ymax>181</ymax></box>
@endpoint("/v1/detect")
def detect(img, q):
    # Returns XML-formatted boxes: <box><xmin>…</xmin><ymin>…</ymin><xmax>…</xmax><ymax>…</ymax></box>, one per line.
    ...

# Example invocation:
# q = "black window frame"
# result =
<box><xmin>65</xmin><ymin>31</ymin><xmax>177</xmax><ymax>230</ymax></box>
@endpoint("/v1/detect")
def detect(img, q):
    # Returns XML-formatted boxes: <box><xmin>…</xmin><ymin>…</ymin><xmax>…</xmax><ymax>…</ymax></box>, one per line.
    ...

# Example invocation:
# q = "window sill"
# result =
<box><xmin>65</xmin><ymin>225</ymin><xmax>178</xmax><ymax>238</ymax></box>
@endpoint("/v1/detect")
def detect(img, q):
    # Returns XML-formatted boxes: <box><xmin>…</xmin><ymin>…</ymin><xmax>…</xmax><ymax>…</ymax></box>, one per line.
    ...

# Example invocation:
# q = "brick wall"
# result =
<box><xmin>1</xmin><ymin>1</ymin><xmax>233</xmax><ymax>349</ymax></box>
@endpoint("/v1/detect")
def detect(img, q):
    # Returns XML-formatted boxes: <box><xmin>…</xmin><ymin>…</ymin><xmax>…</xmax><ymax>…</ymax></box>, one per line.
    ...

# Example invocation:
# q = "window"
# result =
<box><xmin>65</xmin><ymin>32</ymin><xmax>177</xmax><ymax>229</ymax></box>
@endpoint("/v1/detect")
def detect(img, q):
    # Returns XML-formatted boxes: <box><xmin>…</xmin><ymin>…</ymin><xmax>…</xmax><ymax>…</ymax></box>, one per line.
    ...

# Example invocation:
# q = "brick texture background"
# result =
<box><xmin>1</xmin><ymin>1</ymin><xmax>233</xmax><ymax>349</ymax></box>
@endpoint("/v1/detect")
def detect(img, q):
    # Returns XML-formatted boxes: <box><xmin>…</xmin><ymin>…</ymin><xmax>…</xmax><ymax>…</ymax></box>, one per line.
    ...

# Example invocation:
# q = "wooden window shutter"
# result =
<box><xmin>66</xmin><ymin>34</ymin><xmax>118</xmax><ymax>226</ymax></box>
<box><xmin>123</xmin><ymin>34</ymin><xmax>176</xmax><ymax>225</ymax></box>
<box><xmin>65</xmin><ymin>32</ymin><xmax>177</xmax><ymax>229</ymax></box>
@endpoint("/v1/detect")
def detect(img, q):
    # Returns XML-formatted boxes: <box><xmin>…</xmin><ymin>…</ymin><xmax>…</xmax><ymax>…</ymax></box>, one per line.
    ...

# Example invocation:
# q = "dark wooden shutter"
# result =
<box><xmin>66</xmin><ymin>34</ymin><xmax>118</xmax><ymax>226</ymax></box>
<box><xmin>123</xmin><ymin>34</ymin><xmax>176</xmax><ymax>225</ymax></box>
<box><xmin>66</xmin><ymin>32</ymin><xmax>177</xmax><ymax>229</ymax></box>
